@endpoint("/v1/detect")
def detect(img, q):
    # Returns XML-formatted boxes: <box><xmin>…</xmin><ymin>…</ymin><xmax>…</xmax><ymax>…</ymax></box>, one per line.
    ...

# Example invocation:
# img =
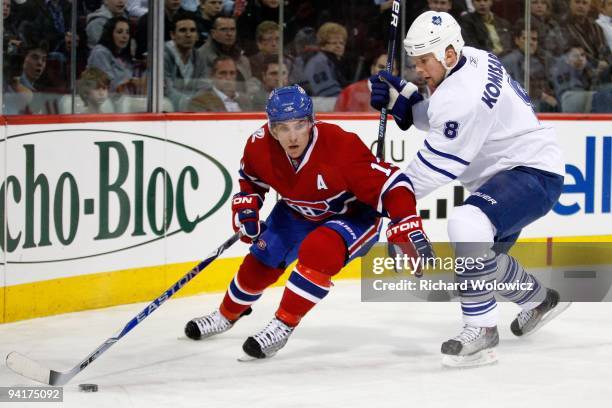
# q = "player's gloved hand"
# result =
<box><xmin>231</xmin><ymin>193</ymin><xmax>263</xmax><ymax>243</ymax></box>
<box><xmin>369</xmin><ymin>70</ymin><xmax>421</xmax><ymax>112</ymax></box>
<box><xmin>386</xmin><ymin>215</ymin><xmax>435</xmax><ymax>277</ymax></box>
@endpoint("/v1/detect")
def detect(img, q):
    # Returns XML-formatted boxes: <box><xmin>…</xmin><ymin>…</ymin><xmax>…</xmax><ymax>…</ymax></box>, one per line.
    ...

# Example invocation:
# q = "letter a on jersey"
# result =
<box><xmin>317</xmin><ymin>174</ymin><xmax>328</xmax><ymax>190</ymax></box>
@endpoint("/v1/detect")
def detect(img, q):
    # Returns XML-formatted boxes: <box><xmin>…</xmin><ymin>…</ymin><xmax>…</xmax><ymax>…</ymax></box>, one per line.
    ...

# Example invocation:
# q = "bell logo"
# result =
<box><xmin>317</xmin><ymin>174</ymin><xmax>328</xmax><ymax>190</ymax></box>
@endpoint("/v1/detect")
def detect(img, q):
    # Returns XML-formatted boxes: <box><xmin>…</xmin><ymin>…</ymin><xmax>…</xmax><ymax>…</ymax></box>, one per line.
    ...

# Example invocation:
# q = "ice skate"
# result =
<box><xmin>511</xmin><ymin>289</ymin><xmax>571</xmax><ymax>337</ymax></box>
<box><xmin>185</xmin><ymin>308</ymin><xmax>251</xmax><ymax>340</ymax></box>
<box><xmin>239</xmin><ymin>317</ymin><xmax>295</xmax><ymax>360</ymax></box>
<box><xmin>441</xmin><ymin>325</ymin><xmax>499</xmax><ymax>368</ymax></box>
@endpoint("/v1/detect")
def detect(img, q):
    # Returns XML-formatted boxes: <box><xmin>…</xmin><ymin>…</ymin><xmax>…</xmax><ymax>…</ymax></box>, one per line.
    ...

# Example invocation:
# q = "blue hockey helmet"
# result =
<box><xmin>265</xmin><ymin>85</ymin><xmax>314</xmax><ymax>126</ymax></box>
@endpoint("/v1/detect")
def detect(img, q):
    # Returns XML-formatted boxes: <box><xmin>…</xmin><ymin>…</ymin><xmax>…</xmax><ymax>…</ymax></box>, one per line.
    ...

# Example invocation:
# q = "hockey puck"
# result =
<box><xmin>78</xmin><ymin>384</ymin><xmax>98</xmax><ymax>392</ymax></box>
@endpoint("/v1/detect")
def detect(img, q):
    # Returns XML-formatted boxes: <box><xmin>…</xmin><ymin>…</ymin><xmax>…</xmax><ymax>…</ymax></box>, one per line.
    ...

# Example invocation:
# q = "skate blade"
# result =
<box><xmin>441</xmin><ymin>348</ymin><xmax>498</xmax><ymax>368</ymax></box>
<box><xmin>237</xmin><ymin>350</ymin><xmax>278</xmax><ymax>362</ymax></box>
<box><xmin>523</xmin><ymin>302</ymin><xmax>572</xmax><ymax>338</ymax></box>
<box><xmin>237</xmin><ymin>354</ymin><xmax>259</xmax><ymax>362</ymax></box>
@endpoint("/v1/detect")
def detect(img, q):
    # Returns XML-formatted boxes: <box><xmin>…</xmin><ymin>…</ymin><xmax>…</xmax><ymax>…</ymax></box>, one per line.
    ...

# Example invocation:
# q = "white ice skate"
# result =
<box><xmin>184</xmin><ymin>308</ymin><xmax>251</xmax><ymax>340</ymax></box>
<box><xmin>239</xmin><ymin>317</ymin><xmax>295</xmax><ymax>361</ymax></box>
<box><xmin>511</xmin><ymin>288</ymin><xmax>571</xmax><ymax>337</ymax></box>
<box><xmin>441</xmin><ymin>325</ymin><xmax>499</xmax><ymax>368</ymax></box>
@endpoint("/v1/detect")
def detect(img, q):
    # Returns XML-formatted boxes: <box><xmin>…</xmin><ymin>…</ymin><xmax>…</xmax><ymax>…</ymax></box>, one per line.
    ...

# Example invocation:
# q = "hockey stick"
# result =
<box><xmin>6</xmin><ymin>231</ymin><xmax>241</xmax><ymax>386</ymax></box>
<box><xmin>375</xmin><ymin>0</ymin><xmax>401</xmax><ymax>160</ymax></box>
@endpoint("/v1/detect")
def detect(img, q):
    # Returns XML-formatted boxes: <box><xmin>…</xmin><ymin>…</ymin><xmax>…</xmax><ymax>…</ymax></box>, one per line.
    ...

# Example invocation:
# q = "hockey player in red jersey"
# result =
<box><xmin>184</xmin><ymin>85</ymin><xmax>433</xmax><ymax>359</ymax></box>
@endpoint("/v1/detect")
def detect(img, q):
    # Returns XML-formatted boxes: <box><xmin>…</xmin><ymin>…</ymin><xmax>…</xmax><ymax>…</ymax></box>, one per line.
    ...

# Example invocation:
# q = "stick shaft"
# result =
<box><xmin>376</xmin><ymin>0</ymin><xmax>402</xmax><ymax>160</ymax></box>
<box><xmin>7</xmin><ymin>231</ymin><xmax>240</xmax><ymax>386</ymax></box>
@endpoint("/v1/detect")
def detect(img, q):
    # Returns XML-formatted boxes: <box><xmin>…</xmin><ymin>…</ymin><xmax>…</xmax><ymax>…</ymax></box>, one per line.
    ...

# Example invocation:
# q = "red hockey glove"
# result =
<box><xmin>386</xmin><ymin>215</ymin><xmax>435</xmax><ymax>277</ymax></box>
<box><xmin>231</xmin><ymin>193</ymin><xmax>263</xmax><ymax>243</ymax></box>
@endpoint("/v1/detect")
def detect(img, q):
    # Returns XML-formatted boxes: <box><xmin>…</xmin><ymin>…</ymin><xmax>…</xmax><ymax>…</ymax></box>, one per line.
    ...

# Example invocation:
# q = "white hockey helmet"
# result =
<box><xmin>404</xmin><ymin>11</ymin><xmax>464</xmax><ymax>69</ymax></box>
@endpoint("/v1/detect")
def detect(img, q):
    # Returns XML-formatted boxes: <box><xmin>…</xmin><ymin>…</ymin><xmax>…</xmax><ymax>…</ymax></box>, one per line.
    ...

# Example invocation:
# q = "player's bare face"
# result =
<box><xmin>271</xmin><ymin>119</ymin><xmax>312</xmax><ymax>159</ymax></box>
<box><xmin>412</xmin><ymin>53</ymin><xmax>446</xmax><ymax>90</ymax></box>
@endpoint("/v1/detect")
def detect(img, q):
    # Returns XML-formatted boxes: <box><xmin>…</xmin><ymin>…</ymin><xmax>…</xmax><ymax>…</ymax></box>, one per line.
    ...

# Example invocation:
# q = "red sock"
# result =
<box><xmin>220</xmin><ymin>254</ymin><xmax>284</xmax><ymax>321</ymax></box>
<box><xmin>275</xmin><ymin>227</ymin><xmax>346</xmax><ymax>326</ymax></box>
<box><xmin>276</xmin><ymin>263</ymin><xmax>332</xmax><ymax>326</ymax></box>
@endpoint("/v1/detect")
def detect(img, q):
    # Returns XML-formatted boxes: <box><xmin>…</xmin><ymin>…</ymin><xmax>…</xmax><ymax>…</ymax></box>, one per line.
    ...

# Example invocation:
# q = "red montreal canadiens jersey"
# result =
<box><xmin>238</xmin><ymin>122</ymin><xmax>408</xmax><ymax>221</ymax></box>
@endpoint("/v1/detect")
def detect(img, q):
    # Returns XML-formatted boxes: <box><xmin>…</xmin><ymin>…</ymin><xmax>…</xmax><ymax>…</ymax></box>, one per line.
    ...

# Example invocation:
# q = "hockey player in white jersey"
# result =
<box><xmin>369</xmin><ymin>11</ymin><xmax>571</xmax><ymax>367</ymax></box>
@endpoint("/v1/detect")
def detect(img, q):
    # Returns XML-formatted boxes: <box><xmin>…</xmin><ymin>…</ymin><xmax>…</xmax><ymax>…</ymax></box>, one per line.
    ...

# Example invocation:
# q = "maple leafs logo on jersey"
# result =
<box><xmin>432</xmin><ymin>16</ymin><xmax>442</xmax><ymax>25</ymax></box>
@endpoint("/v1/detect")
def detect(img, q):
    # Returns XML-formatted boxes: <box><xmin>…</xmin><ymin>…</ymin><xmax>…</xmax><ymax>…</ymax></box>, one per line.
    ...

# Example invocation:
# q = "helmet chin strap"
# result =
<box><xmin>438</xmin><ymin>50</ymin><xmax>461</xmax><ymax>79</ymax></box>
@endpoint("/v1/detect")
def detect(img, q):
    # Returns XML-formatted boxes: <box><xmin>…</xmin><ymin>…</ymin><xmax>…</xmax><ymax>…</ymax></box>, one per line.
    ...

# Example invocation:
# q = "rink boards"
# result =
<box><xmin>0</xmin><ymin>113</ymin><xmax>610</xmax><ymax>322</ymax></box>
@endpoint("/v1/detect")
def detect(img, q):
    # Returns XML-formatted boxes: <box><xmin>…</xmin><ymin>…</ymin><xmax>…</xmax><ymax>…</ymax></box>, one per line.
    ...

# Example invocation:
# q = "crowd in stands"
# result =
<box><xmin>2</xmin><ymin>0</ymin><xmax>611</xmax><ymax>115</ymax></box>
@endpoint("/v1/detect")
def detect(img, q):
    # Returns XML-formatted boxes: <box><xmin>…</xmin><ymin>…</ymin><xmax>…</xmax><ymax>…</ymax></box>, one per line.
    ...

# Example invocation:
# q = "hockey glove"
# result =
<box><xmin>231</xmin><ymin>193</ymin><xmax>263</xmax><ymax>243</ymax></box>
<box><xmin>386</xmin><ymin>215</ymin><xmax>435</xmax><ymax>277</ymax></box>
<box><xmin>369</xmin><ymin>71</ymin><xmax>421</xmax><ymax>110</ymax></box>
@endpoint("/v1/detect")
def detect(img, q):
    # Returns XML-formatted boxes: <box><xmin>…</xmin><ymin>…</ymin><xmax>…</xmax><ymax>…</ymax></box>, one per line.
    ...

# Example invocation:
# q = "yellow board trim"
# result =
<box><xmin>2</xmin><ymin>258</ymin><xmax>361</xmax><ymax>323</ymax></box>
<box><xmin>2</xmin><ymin>235</ymin><xmax>611</xmax><ymax>323</ymax></box>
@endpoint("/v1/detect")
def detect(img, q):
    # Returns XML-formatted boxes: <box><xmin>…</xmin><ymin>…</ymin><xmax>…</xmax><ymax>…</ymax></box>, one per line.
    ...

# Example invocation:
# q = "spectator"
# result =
<box><xmin>249</xmin><ymin>21</ymin><xmax>291</xmax><ymax>80</ymax></box>
<box><xmin>197</xmin><ymin>15</ymin><xmax>252</xmax><ymax>82</ymax></box>
<box><xmin>427</xmin><ymin>0</ymin><xmax>451</xmax><ymax>13</ymax></box>
<box><xmin>18</xmin><ymin>40</ymin><xmax>49</xmax><ymax>95</ymax></box>
<box><xmin>423</xmin><ymin>0</ymin><xmax>470</xmax><ymax>20</ymax></box>
<box><xmin>334</xmin><ymin>52</ymin><xmax>390</xmax><ymax>112</ymax></box>
<box><xmin>87</xmin><ymin>0</ymin><xmax>128</xmax><ymax>49</ymax></box>
<box><xmin>561</xmin><ymin>0</ymin><xmax>610</xmax><ymax>73</ymax></box>
<box><xmin>18</xmin><ymin>0</ymin><xmax>89</xmax><ymax>86</ymax></box>
<box><xmin>126</xmin><ymin>0</ymin><xmax>148</xmax><ymax>18</ymax></box>
<box><xmin>550</xmin><ymin>43</ymin><xmax>596</xmax><ymax>109</ymax></box>
<box><xmin>164</xmin><ymin>12</ymin><xmax>206</xmax><ymax>110</ymax></box>
<box><xmin>4</xmin><ymin>40</ymin><xmax>49</xmax><ymax>114</ymax></box>
<box><xmin>530</xmin><ymin>0</ymin><xmax>567</xmax><ymax>58</ymax></box>
<box><xmin>188</xmin><ymin>55</ymin><xmax>252</xmax><ymax>111</ymax></box>
<box><xmin>501</xmin><ymin>23</ymin><xmax>559</xmax><ymax>112</ymax></box>
<box><xmin>135</xmin><ymin>0</ymin><xmax>188</xmax><ymax>59</ymax></box>
<box><xmin>287</xmin><ymin>26</ymin><xmax>317</xmax><ymax>87</ymax></box>
<box><xmin>193</xmin><ymin>0</ymin><xmax>224</xmax><ymax>47</ymax></box>
<box><xmin>77</xmin><ymin>67</ymin><xmax>114</xmax><ymax>112</ymax></box>
<box><xmin>250</xmin><ymin>54</ymin><xmax>288</xmax><ymax>109</ymax></box>
<box><xmin>551</xmin><ymin>0</ymin><xmax>571</xmax><ymax>18</ymax></box>
<box><xmin>460</xmin><ymin>0</ymin><xmax>512</xmax><ymax>56</ymax></box>
<box><xmin>302</xmin><ymin>22</ymin><xmax>349</xmax><ymax>97</ymax></box>
<box><xmin>237</xmin><ymin>0</ymin><xmax>279</xmax><ymax>55</ymax></box>
<box><xmin>182</xmin><ymin>0</ymin><xmax>234</xmax><ymax>13</ymax></box>
<box><xmin>18</xmin><ymin>0</ymin><xmax>75</xmax><ymax>53</ymax></box>
<box><xmin>87</xmin><ymin>17</ymin><xmax>144</xmax><ymax>93</ymax></box>
<box><xmin>3</xmin><ymin>0</ymin><xmax>23</xmax><ymax>56</ymax></box>
<box><xmin>596</xmin><ymin>0</ymin><xmax>612</xmax><ymax>51</ymax></box>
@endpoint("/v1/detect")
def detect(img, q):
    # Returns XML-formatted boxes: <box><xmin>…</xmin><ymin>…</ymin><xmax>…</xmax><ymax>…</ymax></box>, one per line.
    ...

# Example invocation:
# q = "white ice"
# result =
<box><xmin>1</xmin><ymin>280</ymin><xmax>610</xmax><ymax>408</ymax></box>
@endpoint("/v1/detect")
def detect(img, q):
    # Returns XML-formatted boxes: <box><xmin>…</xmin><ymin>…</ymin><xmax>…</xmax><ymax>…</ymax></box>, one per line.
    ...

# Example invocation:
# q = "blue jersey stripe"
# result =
<box><xmin>417</xmin><ymin>152</ymin><xmax>457</xmax><ymax>180</ymax></box>
<box><xmin>289</xmin><ymin>271</ymin><xmax>329</xmax><ymax>300</ymax></box>
<box><xmin>229</xmin><ymin>279</ymin><xmax>261</xmax><ymax>303</ymax></box>
<box><xmin>424</xmin><ymin>140</ymin><xmax>470</xmax><ymax>166</ymax></box>
<box><xmin>388</xmin><ymin>172</ymin><xmax>415</xmax><ymax>192</ymax></box>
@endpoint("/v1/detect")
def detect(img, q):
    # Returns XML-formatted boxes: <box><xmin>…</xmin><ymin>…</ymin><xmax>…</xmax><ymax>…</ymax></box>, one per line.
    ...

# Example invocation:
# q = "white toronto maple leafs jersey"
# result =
<box><xmin>406</xmin><ymin>46</ymin><xmax>564</xmax><ymax>199</ymax></box>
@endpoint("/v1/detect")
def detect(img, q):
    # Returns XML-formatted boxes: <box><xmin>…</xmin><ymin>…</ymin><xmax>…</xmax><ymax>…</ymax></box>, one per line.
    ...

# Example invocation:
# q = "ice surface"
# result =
<box><xmin>1</xmin><ymin>281</ymin><xmax>610</xmax><ymax>408</ymax></box>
